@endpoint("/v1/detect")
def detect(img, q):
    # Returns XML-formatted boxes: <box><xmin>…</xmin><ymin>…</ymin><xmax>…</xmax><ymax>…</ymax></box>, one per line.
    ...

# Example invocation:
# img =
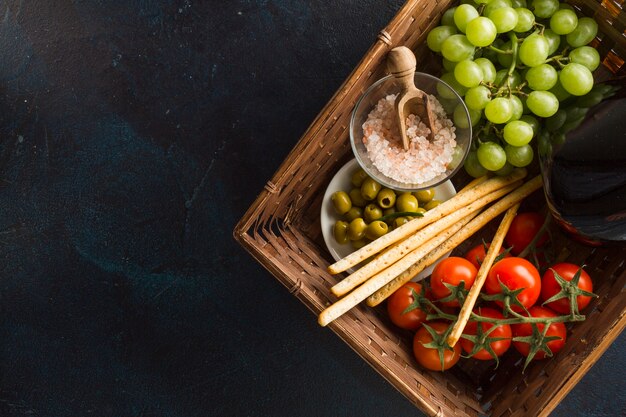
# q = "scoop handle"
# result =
<box><xmin>387</xmin><ymin>46</ymin><xmax>417</xmax><ymax>92</ymax></box>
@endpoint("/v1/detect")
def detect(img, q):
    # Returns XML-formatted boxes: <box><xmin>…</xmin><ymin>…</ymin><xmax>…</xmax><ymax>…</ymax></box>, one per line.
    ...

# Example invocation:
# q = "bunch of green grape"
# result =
<box><xmin>426</xmin><ymin>0</ymin><xmax>603</xmax><ymax>177</ymax></box>
<box><xmin>331</xmin><ymin>168</ymin><xmax>440</xmax><ymax>249</ymax></box>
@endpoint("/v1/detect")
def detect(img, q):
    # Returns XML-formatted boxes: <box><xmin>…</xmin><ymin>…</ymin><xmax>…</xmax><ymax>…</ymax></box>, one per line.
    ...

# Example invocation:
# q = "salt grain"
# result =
<box><xmin>362</xmin><ymin>94</ymin><xmax>457</xmax><ymax>185</ymax></box>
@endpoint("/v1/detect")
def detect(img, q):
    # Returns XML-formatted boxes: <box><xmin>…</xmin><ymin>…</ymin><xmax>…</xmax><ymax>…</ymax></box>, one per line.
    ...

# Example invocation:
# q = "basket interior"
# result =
<box><xmin>235</xmin><ymin>1</ymin><xmax>626</xmax><ymax>416</ymax></box>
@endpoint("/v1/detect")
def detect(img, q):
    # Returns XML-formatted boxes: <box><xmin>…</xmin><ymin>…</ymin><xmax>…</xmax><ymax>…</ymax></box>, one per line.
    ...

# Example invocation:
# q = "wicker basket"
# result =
<box><xmin>234</xmin><ymin>1</ymin><xmax>626</xmax><ymax>416</ymax></box>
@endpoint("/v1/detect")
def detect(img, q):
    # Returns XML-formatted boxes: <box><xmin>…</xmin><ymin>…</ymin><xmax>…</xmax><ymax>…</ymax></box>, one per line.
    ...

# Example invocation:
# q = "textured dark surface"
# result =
<box><xmin>0</xmin><ymin>1</ymin><xmax>624</xmax><ymax>416</ymax></box>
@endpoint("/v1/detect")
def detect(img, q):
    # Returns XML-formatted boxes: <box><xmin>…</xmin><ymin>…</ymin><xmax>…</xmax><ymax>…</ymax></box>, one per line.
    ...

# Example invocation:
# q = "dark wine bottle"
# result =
<box><xmin>540</xmin><ymin>86</ymin><xmax>626</xmax><ymax>245</ymax></box>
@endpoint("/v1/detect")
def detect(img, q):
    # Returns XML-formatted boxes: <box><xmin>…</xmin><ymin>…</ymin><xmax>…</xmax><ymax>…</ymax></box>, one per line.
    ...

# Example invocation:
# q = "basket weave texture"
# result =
<box><xmin>234</xmin><ymin>1</ymin><xmax>626</xmax><ymax>416</ymax></box>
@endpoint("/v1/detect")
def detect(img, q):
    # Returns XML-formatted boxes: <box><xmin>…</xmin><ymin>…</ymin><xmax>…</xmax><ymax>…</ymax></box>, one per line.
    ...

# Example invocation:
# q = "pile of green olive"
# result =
<box><xmin>331</xmin><ymin>168</ymin><xmax>441</xmax><ymax>249</ymax></box>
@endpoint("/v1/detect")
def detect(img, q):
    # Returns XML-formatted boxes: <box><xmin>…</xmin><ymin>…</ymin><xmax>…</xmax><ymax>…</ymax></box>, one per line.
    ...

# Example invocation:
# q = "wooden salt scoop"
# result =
<box><xmin>386</xmin><ymin>46</ymin><xmax>437</xmax><ymax>150</ymax></box>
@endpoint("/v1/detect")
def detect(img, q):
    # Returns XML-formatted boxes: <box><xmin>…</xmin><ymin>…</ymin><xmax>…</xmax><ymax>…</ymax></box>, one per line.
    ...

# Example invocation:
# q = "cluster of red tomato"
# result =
<box><xmin>386</xmin><ymin>212</ymin><xmax>595</xmax><ymax>371</ymax></box>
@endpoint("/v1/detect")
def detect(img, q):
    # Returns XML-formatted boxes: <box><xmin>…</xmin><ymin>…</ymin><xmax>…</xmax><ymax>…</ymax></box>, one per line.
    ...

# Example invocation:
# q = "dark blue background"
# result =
<box><xmin>0</xmin><ymin>1</ymin><xmax>623</xmax><ymax>416</ymax></box>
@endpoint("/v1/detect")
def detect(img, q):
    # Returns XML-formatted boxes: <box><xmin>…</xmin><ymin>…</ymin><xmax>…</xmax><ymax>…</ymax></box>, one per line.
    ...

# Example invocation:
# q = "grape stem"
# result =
<box><xmin>534</xmin><ymin>22</ymin><xmax>546</xmax><ymax>35</ymax></box>
<box><xmin>506</xmin><ymin>33</ymin><xmax>518</xmax><ymax>77</ymax></box>
<box><xmin>488</xmin><ymin>45</ymin><xmax>512</xmax><ymax>55</ymax></box>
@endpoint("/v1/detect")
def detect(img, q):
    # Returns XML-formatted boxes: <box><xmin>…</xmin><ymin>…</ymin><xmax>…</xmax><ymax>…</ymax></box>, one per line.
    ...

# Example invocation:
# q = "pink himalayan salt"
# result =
<box><xmin>362</xmin><ymin>94</ymin><xmax>456</xmax><ymax>185</ymax></box>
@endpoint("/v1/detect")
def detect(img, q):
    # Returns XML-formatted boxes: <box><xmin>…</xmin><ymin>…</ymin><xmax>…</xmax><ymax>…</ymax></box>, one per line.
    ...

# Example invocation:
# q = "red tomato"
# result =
<box><xmin>413</xmin><ymin>321</ymin><xmax>461</xmax><ymax>371</ymax></box>
<box><xmin>485</xmin><ymin>257</ymin><xmax>541</xmax><ymax>311</ymax></box>
<box><xmin>541</xmin><ymin>263</ymin><xmax>594</xmax><ymax>314</ymax></box>
<box><xmin>464</xmin><ymin>242</ymin><xmax>511</xmax><ymax>270</ymax></box>
<box><xmin>505</xmin><ymin>212</ymin><xmax>549</xmax><ymax>255</ymax></box>
<box><xmin>387</xmin><ymin>282</ymin><xmax>429</xmax><ymax>330</ymax></box>
<box><xmin>511</xmin><ymin>306</ymin><xmax>567</xmax><ymax>359</ymax></box>
<box><xmin>430</xmin><ymin>257</ymin><xmax>478</xmax><ymax>307</ymax></box>
<box><xmin>461</xmin><ymin>307</ymin><xmax>512</xmax><ymax>360</ymax></box>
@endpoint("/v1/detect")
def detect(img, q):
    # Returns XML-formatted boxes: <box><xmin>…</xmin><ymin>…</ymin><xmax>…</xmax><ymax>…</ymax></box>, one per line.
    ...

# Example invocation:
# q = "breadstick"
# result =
<box><xmin>458</xmin><ymin>175</ymin><xmax>488</xmax><ymax>194</ymax></box>
<box><xmin>446</xmin><ymin>204</ymin><xmax>520</xmax><ymax>347</ymax></box>
<box><xmin>367</xmin><ymin>175</ymin><xmax>542</xmax><ymax>307</ymax></box>
<box><xmin>327</xmin><ymin>169</ymin><xmax>526</xmax><ymax>274</ymax></box>
<box><xmin>318</xmin><ymin>176</ymin><xmax>541</xmax><ymax>327</ymax></box>
<box><xmin>318</xmin><ymin>237</ymin><xmax>445</xmax><ymax>326</ymax></box>
<box><xmin>330</xmin><ymin>182</ymin><xmax>520</xmax><ymax>297</ymax></box>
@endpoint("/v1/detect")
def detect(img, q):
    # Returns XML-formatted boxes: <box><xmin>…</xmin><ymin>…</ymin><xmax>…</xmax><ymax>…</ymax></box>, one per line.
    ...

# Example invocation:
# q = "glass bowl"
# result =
<box><xmin>349</xmin><ymin>72</ymin><xmax>472</xmax><ymax>192</ymax></box>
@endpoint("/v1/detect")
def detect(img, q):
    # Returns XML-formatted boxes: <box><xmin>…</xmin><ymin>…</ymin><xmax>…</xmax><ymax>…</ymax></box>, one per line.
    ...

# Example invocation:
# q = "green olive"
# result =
<box><xmin>344</xmin><ymin>207</ymin><xmax>363</xmax><ymax>222</ymax></box>
<box><xmin>414</xmin><ymin>207</ymin><xmax>427</xmax><ymax>215</ymax></box>
<box><xmin>351</xmin><ymin>168</ymin><xmax>369</xmax><ymax>188</ymax></box>
<box><xmin>361</xmin><ymin>178</ymin><xmax>382</xmax><ymax>201</ymax></box>
<box><xmin>333</xmin><ymin>220</ymin><xmax>349</xmax><ymax>244</ymax></box>
<box><xmin>396</xmin><ymin>193</ymin><xmax>419</xmax><ymax>212</ymax></box>
<box><xmin>376</xmin><ymin>188</ymin><xmax>397</xmax><ymax>209</ymax></box>
<box><xmin>349</xmin><ymin>188</ymin><xmax>367</xmax><ymax>207</ymax></box>
<box><xmin>365</xmin><ymin>220</ymin><xmax>389</xmax><ymax>240</ymax></box>
<box><xmin>364</xmin><ymin>204</ymin><xmax>383</xmax><ymax>223</ymax></box>
<box><xmin>424</xmin><ymin>200</ymin><xmax>442</xmax><ymax>210</ymax></box>
<box><xmin>347</xmin><ymin>218</ymin><xmax>367</xmax><ymax>241</ymax></box>
<box><xmin>331</xmin><ymin>191</ymin><xmax>352</xmax><ymax>215</ymax></box>
<box><xmin>393</xmin><ymin>217</ymin><xmax>410</xmax><ymax>228</ymax></box>
<box><xmin>351</xmin><ymin>238</ymin><xmax>370</xmax><ymax>249</ymax></box>
<box><xmin>414</xmin><ymin>188</ymin><xmax>435</xmax><ymax>204</ymax></box>
<box><xmin>383</xmin><ymin>207</ymin><xmax>396</xmax><ymax>217</ymax></box>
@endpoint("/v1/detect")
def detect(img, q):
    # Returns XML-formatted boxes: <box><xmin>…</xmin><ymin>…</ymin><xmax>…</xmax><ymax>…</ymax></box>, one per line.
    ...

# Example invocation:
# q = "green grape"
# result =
<box><xmin>545</xmin><ymin>109</ymin><xmax>567</xmax><ymax>132</ymax></box>
<box><xmin>453</xmin><ymin>104</ymin><xmax>471</xmax><ymax>128</ymax></box>
<box><xmin>503</xmin><ymin>120</ymin><xmax>533</xmax><ymax>145</ymax></box>
<box><xmin>466</xmin><ymin>17</ymin><xmax>498</xmax><ymax>46</ymax></box>
<box><xmin>549</xmin><ymin>79</ymin><xmax>572</xmax><ymax>101</ymax></box>
<box><xmin>551</xmin><ymin>132</ymin><xmax>567</xmax><ymax>145</ymax></box>
<box><xmin>569</xmin><ymin>46</ymin><xmax>601</xmax><ymax>71</ymax></box>
<box><xmin>566</xmin><ymin>17</ymin><xmax>598</xmax><ymax>48</ymax></box>
<box><xmin>494</xmin><ymin>162</ymin><xmax>515</xmax><ymax>176</ymax></box>
<box><xmin>497</xmin><ymin>41</ymin><xmax>521</xmax><ymax>68</ymax></box>
<box><xmin>519</xmin><ymin>114</ymin><xmax>540</xmax><ymax>136</ymax></box>
<box><xmin>590</xmin><ymin>83</ymin><xmax>616</xmax><ymax>96</ymax></box>
<box><xmin>505</xmin><ymin>144</ymin><xmax>534</xmax><ymax>167</ymax></box>
<box><xmin>537</xmin><ymin>130</ymin><xmax>552</xmax><ymax>157</ymax></box>
<box><xmin>519</xmin><ymin>33</ymin><xmax>549</xmax><ymax>67</ymax></box>
<box><xmin>559</xmin><ymin>63</ymin><xmax>594</xmax><ymax>96</ymax></box>
<box><xmin>454</xmin><ymin>60</ymin><xmax>484</xmax><ymax>87</ymax></box>
<box><xmin>454</xmin><ymin>104</ymin><xmax>481</xmax><ymax>128</ymax></box>
<box><xmin>514</xmin><ymin>8</ymin><xmax>535</xmax><ymax>32</ymax></box>
<box><xmin>464</xmin><ymin>151</ymin><xmax>488</xmax><ymax>178</ymax></box>
<box><xmin>439</xmin><ymin>72</ymin><xmax>469</xmax><ymax>98</ymax></box>
<box><xmin>525</xmin><ymin>63</ymin><xmax>558</xmax><ymax>90</ymax></box>
<box><xmin>485</xmin><ymin>97</ymin><xmax>513</xmax><ymax>123</ymax></box>
<box><xmin>474</xmin><ymin>58</ymin><xmax>497</xmax><ymax>83</ymax></box>
<box><xmin>549</xmin><ymin>9</ymin><xmax>578</xmax><ymax>35</ymax></box>
<box><xmin>484</xmin><ymin>0</ymin><xmax>512</xmax><ymax>16</ymax></box>
<box><xmin>494</xmin><ymin>69</ymin><xmax>523</xmax><ymax>88</ymax></box>
<box><xmin>442</xmin><ymin>58</ymin><xmax>458</xmax><ymax>72</ymax></box>
<box><xmin>488</xmin><ymin>7</ymin><xmax>519</xmax><ymax>33</ymax></box>
<box><xmin>575</xmin><ymin>91</ymin><xmax>604</xmax><ymax>108</ymax></box>
<box><xmin>510</xmin><ymin>0</ymin><xmax>527</xmax><ymax>8</ymax></box>
<box><xmin>448</xmin><ymin>145</ymin><xmax>465</xmax><ymax>170</ymax></box>
<box><xmin>509</xmin><ymin>95</ymin><xmax>524</xmax><ymax>120</ymax></box>
<box><xmin>559</xmin><ymin>3</ymin><xmax>574</xmax><ymax>10</ymax></box>
<box><xmin>441</xmin><ymin>34</ymin><xmax>475</xmax><ymax>62</ymax></box>
<box><xmin>543</xmin><ymin>29</ymin><xmax>561</xmax><ymax>56</ymax></box>
<box><xmin>439</xmin><ymin>97</ymin><xmax>460</xmax><ymax>114</ymax></box>
<box><xmin>564</xmin><ymin>106</ymin><xmax>588</xmax><ymax>124</ymax></box>
<box><xmin>454</xmin><ymin>4</ymin><xmax>480</xmax><ymax>33</ymax></box>
<box><xmin>527</xmin><ymin>90</ymin><xmax>559</xmax><ymax>117</ymax></box>
<box><xmin>427</xmin><ymin>26</ymin><xmax>458</xmax><ymax>52</ymax></box>
<box><xmin>481</xmin><ymin>42</ymin><xmax>500</xmax><ymax>63</ymax></box>
<box><xmin>465</xmin><ymin>86</ymin><xmax>491</xmax><ymax>110</ymax></box>
<box><xmin>441</xmin><ymin>7</ymin><xmax>457</xmax><ymax>26</ymax></box>
<box><xmin>477</xmin><ymin>142</ymin><xmax>507</xmax><ymax>171</ymax></box>
<box><xmin>531</xmin><ymin>0</ymin><xmax>559</xmax><ymax>18</ymax></box>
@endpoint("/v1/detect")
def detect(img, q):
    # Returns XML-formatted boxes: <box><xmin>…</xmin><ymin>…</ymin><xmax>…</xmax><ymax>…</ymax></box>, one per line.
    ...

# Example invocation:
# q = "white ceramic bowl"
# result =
<box><xmin>321</xmin><ymin>158</ymin><xmax>456</xmax><ymax>277</ymax></box>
